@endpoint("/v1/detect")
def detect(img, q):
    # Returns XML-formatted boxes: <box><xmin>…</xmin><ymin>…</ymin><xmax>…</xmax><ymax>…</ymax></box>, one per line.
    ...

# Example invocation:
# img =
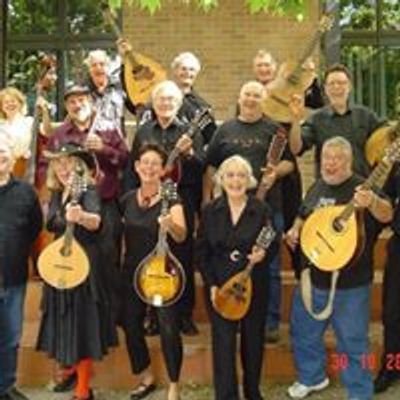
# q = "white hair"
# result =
<box><xmin>322</xmin><ymin>136</ymin><xmax>353</xmax><ymax>161</ymax></box>
<box><xmin>171</xmin><ymin>52</ymin><xmax>201</xmax><ymax>73</ymax></box>
<box><xmin>151</xmin><ymin>80</ymin><xmax>184</xmax><ymax>107</ymax></box>
<box><xmin>85</xmin><ymin>49</ymin><xmax>110</xmax><ymax>67</ymax></box>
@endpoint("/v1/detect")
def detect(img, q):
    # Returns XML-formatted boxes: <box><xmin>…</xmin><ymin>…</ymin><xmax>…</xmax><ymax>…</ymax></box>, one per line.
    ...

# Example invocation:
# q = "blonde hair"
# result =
<box><xmin>213</xmin><ymin>155</ymin><xmax>257</xmax><ymax>198</ymax></box>
<box><xmin>46</xmin><ymin>156</ymin><xmax>95</xmax><ymax>192</ymax></box>
<box><xmin>0</xmin><ymin>87</ymin><xmax>27</xmax><ymax>118</ymax></box>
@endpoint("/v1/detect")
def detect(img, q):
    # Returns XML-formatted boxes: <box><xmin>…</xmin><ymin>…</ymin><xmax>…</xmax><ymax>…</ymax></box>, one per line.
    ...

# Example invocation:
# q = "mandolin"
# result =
<box><xmin>301</xmin><ymin>137</ymin><xmax>400</xmax><ymax>272</ymax></box>
<box><xmin>37</xmin><ymin>161</ymin><xmax>90</xmax><ymax>289</ymax></box>
<box><xmin>365</xmin><ymin>120</ymin><xmax>400</xmax><ymax>166</ymax></box>
<box><xmin>262</xmin><ymin>14</ymin><xmax>333</xmax><ymax>122</ymax></box>
<box><xmin>101</xmin><ymin>3</ymin><xmax>166</xmax><ymax>108</ymax></box>
<box><xmin>134</xmin><ymin>180</ymin><xmax>186</xmax><ymax>307</ymax></box>
<box><xmin>164</xmin><ymin>108</ymin><xmax>212</xmax><ymax>183</ymax></box>
<box><xmin>213</xmin><ymin>223</ymin><xmax>276</xmax><ymax>321</ymax></box>
<box><xmin>256</xmin><ymin>126</ymin><xmax>288</xmax><ymax>201</ymax></box>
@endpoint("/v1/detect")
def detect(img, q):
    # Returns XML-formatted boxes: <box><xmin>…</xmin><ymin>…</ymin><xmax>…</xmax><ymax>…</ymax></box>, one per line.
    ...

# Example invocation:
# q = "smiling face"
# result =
<box><xmin>1</xmin><ymin>94</ymin><xmax>23</xmax><ymax>119</ymax></box>
<box><xmin>321</xmin><ymin>145</ymin><xmax>352</xmax><ymax>185</ymax></box>
<box><xmin>324</xmin><ymin>71</ymin><xmax>352</xmax><ymax>110</ymax></box>
<box><xmin>253</xmin><ymin>52</ymin><xmax>277</xmax><ymax>85</ymax></box>
<box><xmin>51</xmin><ymin>155</ymin><xmax>76</xmax><ymax>187</ymax></box>
<box><xmin>238</xmin><ymin>81</ymin><xmax>265</xmax><ymax>121</ymax></box>
<box><xmin>221</xmin><ymin>160</ymin><xmax>251</xmax><ymax>199</ymax></box>
<box><xmin>65</xmin><ymin>94</ymin><xmax>92</xmax><ymax>124</ymax></box>
<box><xmin>135</xmin><ymin>150</ymin><xmax>164</xmax><ymax>185</ymax></box>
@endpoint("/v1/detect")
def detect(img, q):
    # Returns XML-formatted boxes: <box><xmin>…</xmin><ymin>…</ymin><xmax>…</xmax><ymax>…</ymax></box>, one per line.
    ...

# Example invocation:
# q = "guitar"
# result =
<box><xmin>213</xmin><ymin>223</ymin><xmax>276</xmax><ymax>321</ymax></box>
<box><xmin>134</xmin><ymin>180</ymin><xmax>186</xmax><ymax>307</ymax></box>
<box><xmin>13</xmin><ymin>54</ymin><xmax>56</xmax><ymax>183</ymax></box>
<box><xmin>262</xmin><ymin>14</ymin><xmax>333</xmax><ymax>122</ymax></box>
<box><xmin>37</xmin><ymin>162</ymin><xmax>90</xmax><ymax>289</ymax></box>
<box><xmin>300</xmin><ymin>137</ymin><xmax>400</xmax><ymax>272</ymax></box>
<box><xmin>365</xmin><ymin>120</ymin><xmax>400</xmax><ymax>166</ymax></box>
<box><xmin>164</xmin><ymin>108</ymin><xmax>212</xmax><ymax>183</ymax></box>
<box><xmin>256</xmin><ymin>126</ymin><xmax>288</xmax><ymax>200</ymax></box>
<box><xmin>100</xmin><ymin>3</ymin><xmax>167</xmax><ymax>108</ymax></box>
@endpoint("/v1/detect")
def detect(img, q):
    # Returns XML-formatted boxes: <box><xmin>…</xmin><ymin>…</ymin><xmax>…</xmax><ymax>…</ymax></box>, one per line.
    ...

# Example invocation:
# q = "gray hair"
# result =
<box><xmin>322</xmin><ymin>136</ymin><xmax>353</xmax><ymax>160</ymax></box>
<box><xmin>253</xmin><ymin>49</ymin><xmax>277</xmax><ymax>66</ymax></box>
<box><xmin>171</xmin><ymin>52</ymin><xmax>201</xmax><ymax>73</ymax></box>
<box><xmin>213</xmin><ymin>155</ymin><xmax>257</xmax><ymax>197</ymax></box>
<box><xmin>151</xmin><ymin>80</ymin><xmax>183</xmax><ymax>107</ymax></box>
<box><xmin>85</xmin><ymin>49</ymin><xmax>110</xmax><ymax>68</ymax></box>
<box><xmin>239</xmin><ymin>80</ymin><xmax>266</xmax><ymax>99</ymax></box>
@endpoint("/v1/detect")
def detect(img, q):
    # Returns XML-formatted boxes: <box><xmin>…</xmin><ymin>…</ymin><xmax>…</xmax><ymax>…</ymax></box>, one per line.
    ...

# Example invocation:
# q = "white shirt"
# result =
<box><xmin>0</xmin><ymin>115</ymin><xmax>34</xmax><ymax>158</ymax></box>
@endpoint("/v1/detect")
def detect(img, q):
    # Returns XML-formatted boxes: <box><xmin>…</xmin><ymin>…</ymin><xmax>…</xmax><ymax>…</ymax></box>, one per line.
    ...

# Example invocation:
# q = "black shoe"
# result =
<box><xmin>53</xmin><ymin>371</ymin><xmax>78</xmax><ymax>392</ymax></box>
<box><xmin>180</xmin><ymin>317</ymin><xmax>199</xmax><ymax>336</ymax></box>
<box><xmin>0</xmin><ymin>387</ymin><xmax>30</xmax><ymax>400</ymax></box>
<box><xmin>130</xmin><ymin>383</ymin><xmax>156</xmax><ymax>400</ymax></box>
<box><xmin>144</xmin><ymin>318</ymin><xmax>160</xmax><ymax>336</ymax></box>
<box><xmin>374</xmin><ymin>369</ymin><xmax>400</xmax><ymax>393</ymax></box>
<box><xmin>70</xmin><ymin>389</ymin><xmax>94</xmax><ymax>400</ymax></box>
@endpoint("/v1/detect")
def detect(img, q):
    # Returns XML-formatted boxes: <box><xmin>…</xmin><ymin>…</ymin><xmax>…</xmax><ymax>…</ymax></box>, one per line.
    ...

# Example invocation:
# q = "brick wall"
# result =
<box><xmin>122</xmin><ymin>0</ymin><xmax>321</xmax><ymax>191</ymax></box>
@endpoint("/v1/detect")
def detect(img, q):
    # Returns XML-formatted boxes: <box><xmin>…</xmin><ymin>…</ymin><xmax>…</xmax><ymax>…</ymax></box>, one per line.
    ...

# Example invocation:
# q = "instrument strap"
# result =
<box><xmin>300</xmin><ymin>267</ymin><xmax>340</xmax><ymax>321</ymax></box>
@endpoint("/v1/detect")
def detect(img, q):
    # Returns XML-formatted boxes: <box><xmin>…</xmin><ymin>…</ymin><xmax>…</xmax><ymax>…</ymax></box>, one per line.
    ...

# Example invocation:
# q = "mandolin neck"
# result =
<box><xmin>61</xmin><ymin>221</ymin><xmax>75</xmax><ymax>256</ymax></box>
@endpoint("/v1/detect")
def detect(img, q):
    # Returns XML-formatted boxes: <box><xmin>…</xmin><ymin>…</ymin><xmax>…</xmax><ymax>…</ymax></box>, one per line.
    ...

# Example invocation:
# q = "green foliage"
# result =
<box><xmin>108</xmin><ymin>0</ymin><xmax>306</xmax><ymax>15</ymax></box>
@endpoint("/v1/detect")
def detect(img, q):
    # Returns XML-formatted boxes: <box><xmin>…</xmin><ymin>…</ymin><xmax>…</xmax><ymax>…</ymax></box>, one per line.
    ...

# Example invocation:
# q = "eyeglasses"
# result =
<box><xmin>139</xmin><ymin>159</ymin><xmax>163</xmax><ymax>167</ymax></box>
<box><xmin>326</xmin><ymin>80</ymin><xmax>349</xmax><ymax>87</ymax></box>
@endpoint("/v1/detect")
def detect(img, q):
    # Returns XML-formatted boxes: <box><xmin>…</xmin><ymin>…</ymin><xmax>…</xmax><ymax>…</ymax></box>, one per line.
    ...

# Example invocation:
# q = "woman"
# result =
<box><xmin>198</xmin><ymin>155</ymin><xmax>277</xmax><ymax>400</ymax></box>
<box><xmin>119</xmin><ymin>143</ymin><xmax>186</xmax><ymax>400</ymax></box>
<box><xmin>0</xmin><ymin>87</ymin><xmax>51</xmax><ymax>181</ymax></box>
<box><xmin>36</xmin><ymin>143</ymin><xmax>117</xmax><ymax>400</ymax></box>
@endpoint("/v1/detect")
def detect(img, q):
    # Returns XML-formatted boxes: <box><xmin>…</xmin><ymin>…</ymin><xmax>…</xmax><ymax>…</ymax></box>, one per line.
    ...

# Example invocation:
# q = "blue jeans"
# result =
<box><xmin>0</xmin><ymin>285</ymin><xmax>27</xmax><ymax>394</ymax></box>
<box><xmin>266</xmin><ymin>211</ymin><xmax>284</xmax><ymax>331</ymax></box>
<box><xmin>290</xmin><ymin>285</ymin><xmax>373</xmax><ymax>400</ymax></box>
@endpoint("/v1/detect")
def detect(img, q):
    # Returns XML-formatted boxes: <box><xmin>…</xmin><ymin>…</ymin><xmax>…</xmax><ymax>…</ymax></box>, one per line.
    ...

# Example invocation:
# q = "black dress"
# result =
<box><xmin>36</xmin><ymin>186</ymin><xmax>118</xmax><ymax>365</ymax></box>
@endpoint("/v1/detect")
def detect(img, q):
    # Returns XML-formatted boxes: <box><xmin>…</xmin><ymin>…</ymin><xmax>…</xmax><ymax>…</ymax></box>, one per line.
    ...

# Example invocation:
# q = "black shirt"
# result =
<box><xmin>0</xmin><ymin>178</ymin><xmax>42</xmax><ymax>288</ymax></box>
<box><xmin>197</xmin><ymin>194</ymin><xmax>277</xmax><ymax>287</ymax></box>
<box><xmin>301</xmin><ymin>104</ymin><xmax>383</xmax><ymax>178</ymax></box>
<box><xmin>206</xmin><ymin>116</ymin><xmax>294</xmax><ymax>212</ymax></box>
<box><xmin>299</xmin><ymin>174</ymin><xmax>383</xmax><ymax>289</ymax></box>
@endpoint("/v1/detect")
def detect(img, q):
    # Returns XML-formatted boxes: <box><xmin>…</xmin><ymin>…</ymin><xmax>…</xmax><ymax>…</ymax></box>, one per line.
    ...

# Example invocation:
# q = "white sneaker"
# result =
<box><xmin>287</xmin><ymin>378</ymin><xmax>330</xmax><ymax>399</ymax></box>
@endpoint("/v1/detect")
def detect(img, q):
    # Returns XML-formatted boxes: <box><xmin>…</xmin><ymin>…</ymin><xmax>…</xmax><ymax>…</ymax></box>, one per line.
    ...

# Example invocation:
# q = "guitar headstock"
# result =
<box><xmin>318</xmin><ymin>14</ymin><xmax>334</xmax><ymax>33</ymax></box>
<box><xmin>186</xmin><ymin>108</ymin><xmax>213</xmax><ymax>138</ymax></box>
<box><xmin>256</xmin><ymin>222</ymin><xmax>276</xmax><ymax>250</ymax></box>
<box><xmin>160</xmin><ymin>178</ymin><xmax>178</xmax><ymax>203</ymax></box>
<box><xmin>70</xmin><ymin>161</ymin><xmax>87</xmax><ymax>203</ymax></box>
<box><xmin>384</xmin><ymin>136</ymin><xmax>400</xmax><ymax>164</ymax></box>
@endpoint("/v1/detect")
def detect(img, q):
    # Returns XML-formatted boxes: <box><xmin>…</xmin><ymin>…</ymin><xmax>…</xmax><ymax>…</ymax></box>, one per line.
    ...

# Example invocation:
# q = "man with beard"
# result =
<box><xmin>45</xmin><ymin>84</ymin><xmax>128</xmax><ymax>393</ymax></box>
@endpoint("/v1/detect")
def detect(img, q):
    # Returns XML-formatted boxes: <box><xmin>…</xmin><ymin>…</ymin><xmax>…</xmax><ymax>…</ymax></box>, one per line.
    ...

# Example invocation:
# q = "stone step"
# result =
<box><xmin>18</xmin><ymin>320</ymin><xmax>384</xmax><ymax>388</ymax></box>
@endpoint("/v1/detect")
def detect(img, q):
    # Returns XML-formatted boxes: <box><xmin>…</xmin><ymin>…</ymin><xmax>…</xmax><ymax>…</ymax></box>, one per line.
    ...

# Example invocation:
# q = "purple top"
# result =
<box><xmin>45</xmin><ymin>121</ymin><xmax>128</xmax><ymax>200</ymax></box>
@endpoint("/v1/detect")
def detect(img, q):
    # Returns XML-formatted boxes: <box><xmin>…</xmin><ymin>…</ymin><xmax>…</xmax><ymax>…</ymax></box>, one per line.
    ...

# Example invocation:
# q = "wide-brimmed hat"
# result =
<box><xmin>63</xmin><ymin>83</ymin><xmax>90</xmax><ymax>100</ymax></box>
<box><xmin>43</xmin><ymin>143</ymin><xmax>96</xmax><ymax>170</ymax></box>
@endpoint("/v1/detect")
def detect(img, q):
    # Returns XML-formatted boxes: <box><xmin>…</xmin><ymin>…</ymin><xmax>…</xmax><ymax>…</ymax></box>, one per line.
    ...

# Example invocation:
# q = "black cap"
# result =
<box><xmin>63</xmin><ymin>83</ymin><xmax>90</xmax><ymax>100</ymax></box>
<box><xmin>43</xmin><ymin>143</ymin><xmax>96</xmax><ymax>170</ymax></box>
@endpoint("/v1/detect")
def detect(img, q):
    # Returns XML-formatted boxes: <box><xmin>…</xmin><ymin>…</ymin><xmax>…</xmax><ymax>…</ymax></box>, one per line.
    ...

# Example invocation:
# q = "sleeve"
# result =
<box><xmin>195</xmin><ymin>208</ymin><xmax>217</xmax><ymax>287</ymax></box>
<box><xmin>205</xmin><ymin>125</ymin><xmax>224</xmax><ymax>168</ymax></box>
<box><xmin>82</xmin><ymin>186</ymin><xmax>101</xmax><ymax>216</ymax></box>
<box><xmin>46</xmin><ymin>192</ymin><xmax>66</xmax><ymax>233</ymax></box>
<box><xmin>28</xmin><ymin>188</ymin><xmax>43</xmax><ymax>244</ymax></box>
<box><xmin>297</xmin><ymin>181</ymin><xmax>319</xmax><ymax>220</ymax></box>
<box><xmin>300</xmin><ymin>117</ymin><xmax>317</xmax><ymax>154</ymax></box>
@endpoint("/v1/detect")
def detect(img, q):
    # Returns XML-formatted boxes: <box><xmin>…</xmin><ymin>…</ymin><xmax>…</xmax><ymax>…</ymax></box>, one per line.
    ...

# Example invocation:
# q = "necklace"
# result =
<box><xmin>139</xmin><ymin>188</ymin><xmax>159</xmax><ymax>208</ymax></box>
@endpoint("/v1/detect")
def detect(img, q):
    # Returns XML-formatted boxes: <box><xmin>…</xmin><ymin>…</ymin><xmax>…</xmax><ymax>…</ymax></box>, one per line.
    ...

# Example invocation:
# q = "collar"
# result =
<box><xmin>326</xmin><ymin>102</ymin><xmax>354</xmax><ymax>117</ymax></box>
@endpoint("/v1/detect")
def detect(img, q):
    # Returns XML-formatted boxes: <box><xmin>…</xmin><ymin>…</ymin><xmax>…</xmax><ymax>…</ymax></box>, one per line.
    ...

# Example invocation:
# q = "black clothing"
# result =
<box><xmin>197</xmin><ymin>194</ymin><xmax>277</xmax><ymax>400</ymax></box>
<box><xmin>298</xmin><ymin>174</ymin><xmax>383</xmax><ymax>290</ymax></box>
<box><xmin>304</xmin><ymin>78</ymin><xmax>324</xmax><ymax>109</ymax></box>
<box><xmin>36</xmin><ymin>187</ymin><xmax>117</xmax><ymax>365</ymax></box>
<box><xmin>0</xmin><ymin>178</ymin><xmax>42</xmax><ymax>289</ymax></box>
<box><xmin>300</xmin><ymin>104</ymin><xmax>383</xmax><ymax>178</ymax></box>
<box><xmin>206</xmin><ymin>117</ymin><xmax>294</xmax><ymax>212</ymax></box>
<box><xmin>119</xmin><ymin>189</ymin><xmax>183</xmax><ymax>381</ymax></box>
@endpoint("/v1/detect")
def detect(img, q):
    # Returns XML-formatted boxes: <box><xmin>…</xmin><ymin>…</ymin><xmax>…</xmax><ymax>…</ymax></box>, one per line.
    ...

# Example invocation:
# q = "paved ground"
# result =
<box><xmin>22</xmin><ymin>382</ymin><xmax>400</xmax><ymax>399</ymax></box>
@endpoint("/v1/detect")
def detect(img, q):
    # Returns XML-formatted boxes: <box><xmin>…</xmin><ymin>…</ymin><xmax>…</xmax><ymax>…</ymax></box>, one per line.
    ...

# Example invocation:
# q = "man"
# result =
<box><xmin>204</xmin><ymin>81</ymin><xmax>295</xmax><ymax>347</ymax></box>
<box><xmin>85</xmin><ymin>49</ymin><xmax>126</xmax><ymax>136</ymax></box>
<box><xmin>127</xmin><ymin>80</ymin><xmax>205</xmax><ymax>336</ymax></box>
<box><xmin>253</xmin><ymin>49</ymin><xmax>278</xmax><ymax>87</ymax></box>
<box><xmin>374</xmin><ymin>163</ymin><xmax>400</xmax><ymax>393</ymax></box>
<box><xmin>0</xmin><ymin>137</ymin><xmax>43</xmax><ymax>400</ymax></box>
<box><xmin>46</xmin><ymin>84</ymin><xmax>128</xmax><ymax>392</ymax></box>
<box><xmin>289</xmin><ymin>63</ymin><xmax>383</xmax><ymax>179</ymax></box>
<box><xmin>285</xmin><ymin>137</ymin><xmax>393</xmax><ymax>399</ymax></box>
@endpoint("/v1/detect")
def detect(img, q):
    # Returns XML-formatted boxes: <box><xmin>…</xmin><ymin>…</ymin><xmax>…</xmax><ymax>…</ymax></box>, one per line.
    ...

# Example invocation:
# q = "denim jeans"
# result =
<box><xmin>266</xmin><ymin>211</ymin><xmax>284</xmax><ymax>331</ymax></box>
<box><xmin>0</xmin><ymin>284</ymin><xmax>27</xmax><ymax>394</ymax></box>
<box><xmin>290</xmin><ymin>285</ymin><xmax>373</xmax><ymax>400</ymax></box>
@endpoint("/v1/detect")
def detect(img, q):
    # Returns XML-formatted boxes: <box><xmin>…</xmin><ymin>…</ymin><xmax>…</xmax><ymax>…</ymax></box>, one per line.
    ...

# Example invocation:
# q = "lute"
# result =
<box><xmin>37</xmin><ymin>161</ymin><xmax>90</xmax><ymax>289</ymax></box>
<box><xmin>301</xmin><ymin>137</ymin><xmax>400</xmax><ymax>271</ymax></box>
<box><xmin>134</xmin><ymin>180</ymin><xmax>186</xmax><ymax>307</ymax></box>
<box><xmin>213</xmin><ymin>223</ymin><xmax>276</xmax><ymax>321</ymax></box>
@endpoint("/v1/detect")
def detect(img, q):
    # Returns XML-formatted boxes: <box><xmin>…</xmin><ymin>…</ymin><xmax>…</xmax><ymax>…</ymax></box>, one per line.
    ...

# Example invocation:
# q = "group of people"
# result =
<box><xmin>0</xmin><ymin>38</ymin><xmax>399</xmax><ymax>400</ymax></box>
